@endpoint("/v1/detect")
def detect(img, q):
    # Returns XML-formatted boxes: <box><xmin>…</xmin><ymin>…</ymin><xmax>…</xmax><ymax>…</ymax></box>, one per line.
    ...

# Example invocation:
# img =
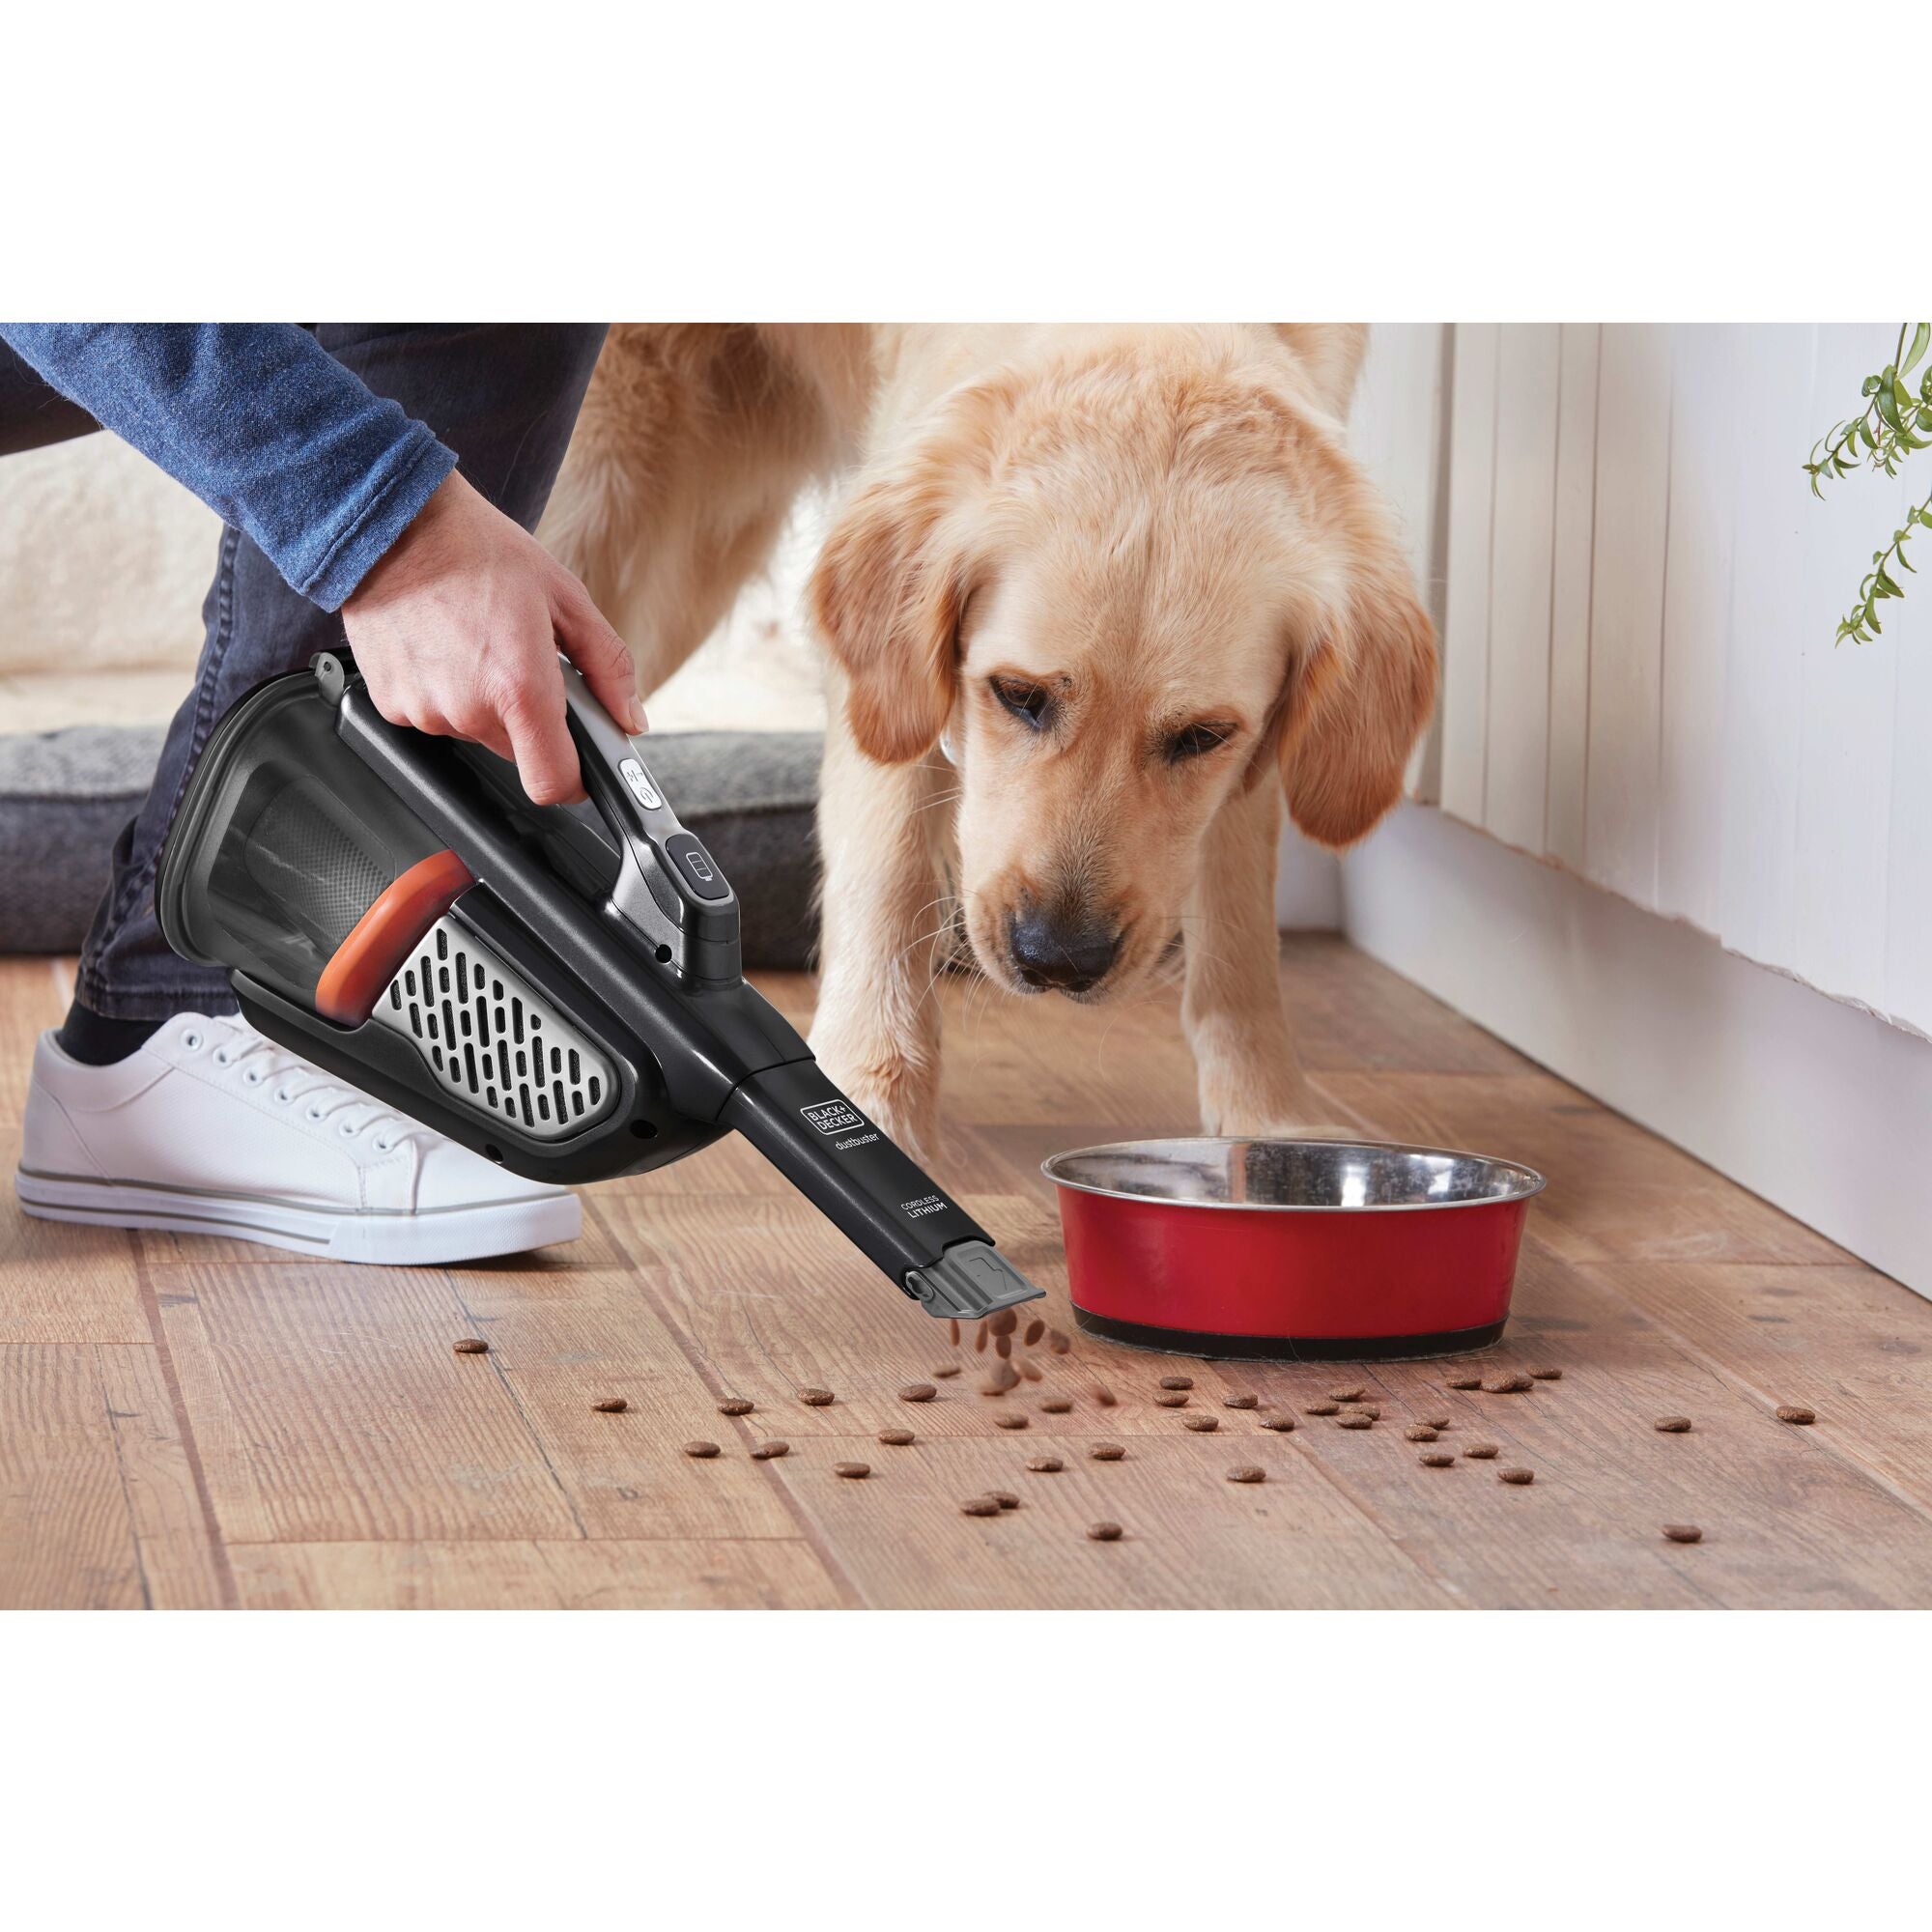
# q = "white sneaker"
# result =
<box><xmin>14</xmin><ymin>1012</ymin><xmax>581</xmax><ymax>1264</ymax></box>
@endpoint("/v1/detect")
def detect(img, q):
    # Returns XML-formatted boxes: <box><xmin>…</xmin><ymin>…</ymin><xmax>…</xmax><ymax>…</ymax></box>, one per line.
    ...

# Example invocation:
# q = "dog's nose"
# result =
<box><xmin>1008</xmin><ymin>907</ymin><xmax>1122</xmax><ymax>993</ymax></box>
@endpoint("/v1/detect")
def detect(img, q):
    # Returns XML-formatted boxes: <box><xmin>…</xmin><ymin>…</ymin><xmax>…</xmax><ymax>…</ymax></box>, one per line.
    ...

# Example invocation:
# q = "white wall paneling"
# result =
<box><xmin>1402</xmin><ymin>322</ymin><xmax>1932</xmax><ymax>1041</ymax></box>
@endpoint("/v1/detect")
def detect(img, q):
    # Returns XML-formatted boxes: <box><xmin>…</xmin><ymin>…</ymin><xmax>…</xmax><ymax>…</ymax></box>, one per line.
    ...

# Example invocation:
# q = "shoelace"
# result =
<box><xmin>198</xmin><ymin>1026</ymin><xmax>420</xmax><ymax>1156</ymax></box>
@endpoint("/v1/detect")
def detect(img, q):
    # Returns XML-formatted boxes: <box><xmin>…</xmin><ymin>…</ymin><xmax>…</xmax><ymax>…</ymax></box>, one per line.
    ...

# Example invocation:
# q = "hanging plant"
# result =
<box><xmin>1804</xmin><ymin>322</ymin><xmax>1932</xmax><ymax>642</ymax></box>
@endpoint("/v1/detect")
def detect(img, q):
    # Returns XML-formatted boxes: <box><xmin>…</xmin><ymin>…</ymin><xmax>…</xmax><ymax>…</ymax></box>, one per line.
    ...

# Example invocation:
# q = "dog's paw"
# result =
<box><xmin>1198</xmin><ymin>1076</ymin><xmax>1364</xmax><ymax>1144</ymax></box>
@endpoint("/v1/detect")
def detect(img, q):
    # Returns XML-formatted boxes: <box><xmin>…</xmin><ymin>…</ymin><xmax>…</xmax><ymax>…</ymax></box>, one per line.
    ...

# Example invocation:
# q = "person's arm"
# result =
<box><xmin>0</xmin><ymin>324</ymin><xmax>640</xmax><ymax>801</ymax></box>
<box><xmin>0</xmin><ymin>324</ymin><xmax>452</xmax><ymax>610</ymax></box>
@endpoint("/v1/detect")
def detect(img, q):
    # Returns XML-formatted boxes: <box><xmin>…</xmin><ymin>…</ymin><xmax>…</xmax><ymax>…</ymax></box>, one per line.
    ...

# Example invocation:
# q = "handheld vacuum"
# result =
<box><xmin>155</xmin><ymin>650</ymin><xmax>1043</xmax><ymax>1323</ymax></box>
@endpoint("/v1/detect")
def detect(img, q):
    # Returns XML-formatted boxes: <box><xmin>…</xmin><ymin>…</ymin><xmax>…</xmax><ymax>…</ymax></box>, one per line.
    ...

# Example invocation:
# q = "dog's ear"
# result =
<box><xmin>1269</xmin><ymin>325</ymin><xmax>1370</xmax><ymax>421</ymax></box>
<box><xmin>808</xmin><ymin>409</ymin><xmax>990</xmax><ymax>764</ymax></box>
<box><xmin>1274</xmin><ymin>502</ymin><xmax>1437</xmax><ymax>848</ymax></box>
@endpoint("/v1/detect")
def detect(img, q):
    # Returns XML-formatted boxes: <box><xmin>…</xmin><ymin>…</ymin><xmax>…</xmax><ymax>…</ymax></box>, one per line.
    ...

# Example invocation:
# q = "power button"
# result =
<box><xmin>664</xmin><ymin>831</ymin><xmax>730</xmax><ymax>902</ymax></box>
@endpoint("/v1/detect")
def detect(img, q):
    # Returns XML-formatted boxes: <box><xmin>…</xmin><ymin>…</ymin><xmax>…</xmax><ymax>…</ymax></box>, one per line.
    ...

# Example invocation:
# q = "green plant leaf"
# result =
<box><xmin>1877</xmin><ymin>384</ymin><xmax>1903</xmax><ymax>432</ymax></box>
<box><xmin>1906</xmin><ymin>323</ymin><xmax>1931</xmax><ymax>376</ymax></box>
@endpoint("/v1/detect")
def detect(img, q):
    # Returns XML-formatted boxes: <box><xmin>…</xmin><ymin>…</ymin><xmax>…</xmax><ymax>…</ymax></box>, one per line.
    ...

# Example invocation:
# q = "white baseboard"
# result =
<box><xmin>1342</xmin><ymin>804</ymin><xmax>1932</xmax><ymax>1298</ymax></box>
<box><xmin>1275</xmin><ymin>829</ymin><xmax>1343</xmax><ymax>930</ymax></box>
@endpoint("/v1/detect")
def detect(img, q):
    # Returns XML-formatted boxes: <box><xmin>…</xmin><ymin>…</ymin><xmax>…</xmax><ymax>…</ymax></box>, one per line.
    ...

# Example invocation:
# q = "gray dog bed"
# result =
<box><xmin>0</xmin><ymin>724</ymin><xmax>824</xmax><ymax>968</ymax></box>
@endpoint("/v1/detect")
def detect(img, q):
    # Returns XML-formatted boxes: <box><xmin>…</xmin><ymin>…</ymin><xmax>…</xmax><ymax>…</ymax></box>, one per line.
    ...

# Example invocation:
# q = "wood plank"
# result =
<box><xmin>1439</xmin><ymin>324</ymin><xmax>1499</xmax><ymax>825</ymax></box>
<box><xmin>97</xmin><ymin>1342</ymin><xmax>229</xmax><ymax>1608</ymax></box>
<box><xmin>1656</xmin><ymin>325</ymin><xmax>1739</xmax><ymax>931</ymax></box>
<box><xmin>1585</xmin><ymin>324</ymin><xmax>1673</xmax><ymax>905</ymax></box>
<box><xmin>151</xmin><ymin>1260</ymin><xmax>585</xmax><ymax>1544</ymax></box>
<box><xmin>1580</xmin><ymin>1258</ymin><xmax>1932</xmax><ymax>1516</ymax></box>
<box><xmin>445</xmin><ymin>1264</ymin><xmax>803</xmax><ymax>1540</ymax></box>
<box><xmin>232</xmin><ymin>1538</ymin><xmax>842</xmax><ymax>1609</ymax></box>
<box><xmin>1545</xmin><ymin>323</ymin><xmax>1601</xmax><ymax>872</ymax></box>
<box><xmin>1790</xmin><ymin>327</ymin><xmax>1908</xmax><ymax>1008</ymax></box>
<box><xmin>0</xmin><ymin>1140</ymin><xmax>150</xmax><ymax>1342</ymax></box>
<box><xmin>1309</xmin><ymin>1067</ymin><xmax>1851</xmax><ymax>1267</ymax></box>
<box><xmin>0</xmin><ymin>1345</ymin><xmax>144</xmax><ymax>1607</ymax></box>
<box><xmin>736</xmin><ymin>1430</ymin><xmax>1450</xmax><ymax>1609</ymax></box>
<box><xmin>1483</xmin><ymin>324</ymin><xmax>1561</xmax><ymax>852</ymax></box>
<box><xmin>1298</xmin><ymin>1237</ymin><xmax>1932</xmax><ymax>1608</ymax></box>
<box><xmin>1717</xmin><ymin>325</ymin><xmax>1813</xmax><ymax>970</ymax></box>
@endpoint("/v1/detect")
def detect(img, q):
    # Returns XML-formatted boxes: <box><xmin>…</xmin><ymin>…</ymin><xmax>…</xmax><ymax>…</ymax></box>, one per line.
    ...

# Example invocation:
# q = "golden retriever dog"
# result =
<box><xmin>542</xmin><ymin>325</ymin><xmax>1435</xmax><ymax>1160</ymax></box>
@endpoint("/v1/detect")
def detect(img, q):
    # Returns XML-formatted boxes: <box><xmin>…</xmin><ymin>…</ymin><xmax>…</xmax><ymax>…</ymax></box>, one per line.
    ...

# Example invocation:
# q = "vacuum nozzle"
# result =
<box><xmin>902</xmin><ymin>1241</ymin><xmax>1045</xmax><ymax>1321</ymax></box>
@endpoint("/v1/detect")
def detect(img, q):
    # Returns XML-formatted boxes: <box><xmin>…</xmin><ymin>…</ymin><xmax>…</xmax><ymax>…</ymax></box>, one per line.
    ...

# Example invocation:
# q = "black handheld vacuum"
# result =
<box><xmin>155</xmin><ymin>650</ymin><xmax>1043</xmax><ymax>1323</ymax></box>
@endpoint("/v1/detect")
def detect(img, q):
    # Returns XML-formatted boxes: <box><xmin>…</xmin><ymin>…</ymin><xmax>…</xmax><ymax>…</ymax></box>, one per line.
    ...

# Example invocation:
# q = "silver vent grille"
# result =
<box><xmin>373</xmin><ymin>916</ymin><xmax>616</xmax><ymax>1143</ymax></box>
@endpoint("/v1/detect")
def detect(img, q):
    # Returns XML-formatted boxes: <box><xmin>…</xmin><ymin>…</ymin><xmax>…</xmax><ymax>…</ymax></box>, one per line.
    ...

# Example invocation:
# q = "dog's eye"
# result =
<box><xmin>992</xmin><ymin>677</ymin><xmax>1055</xmax><ymax>730</ymax></box>
<box><xmin>1165</xmin><ymin>722</ymin><xmax>1235</xmax><ymax>763</ymax></box>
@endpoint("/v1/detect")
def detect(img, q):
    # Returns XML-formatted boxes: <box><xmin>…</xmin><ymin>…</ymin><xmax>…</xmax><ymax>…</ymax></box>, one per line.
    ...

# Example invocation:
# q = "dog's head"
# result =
<box><xmin>808</xmin><ymin>326</ymin><xmax>1435</xmax><ymax>1003</ymax></box>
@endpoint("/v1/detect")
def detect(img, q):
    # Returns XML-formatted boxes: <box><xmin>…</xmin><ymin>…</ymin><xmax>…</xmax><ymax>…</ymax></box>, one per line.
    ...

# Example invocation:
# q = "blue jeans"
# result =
<box><xmin>0</xmin><ymin>325</ymin><xmax>608</xmax><ymax>1020</ymax></box>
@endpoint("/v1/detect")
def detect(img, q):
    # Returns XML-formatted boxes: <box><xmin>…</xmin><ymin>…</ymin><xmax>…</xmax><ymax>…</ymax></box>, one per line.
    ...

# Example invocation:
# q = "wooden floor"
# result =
<box><xmin>5</xmin><ymin>935</ymin><xmax>1931</xmax><ymax>1610</ymax></box>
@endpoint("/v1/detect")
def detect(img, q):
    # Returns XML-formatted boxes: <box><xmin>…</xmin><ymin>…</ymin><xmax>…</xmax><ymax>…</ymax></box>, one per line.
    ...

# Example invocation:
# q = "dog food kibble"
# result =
<box><xmin>591</xmin><ymin>1398</ymin><xmax>629</xmax><ymax>1414</ymax></box>
<box><xmin>1094</xmin><ymin>1383</ymin><xmax>1119</xmax><ymax>1407</ymax></box>
<box><xmin>1181</xmin><ymin>1415</ymin><xmax>1220</xmax><ymax>1433</ymax></box>
<box><xmin>453</xmin><ymin>1338</ymin><xmax>489</xmax><ymax>1354</ymax></box>
<box><xmin>834</xmin><ymin>1462</ymin><xmax>869</xmax><ymax>1480</ymax></box>
<box><xmin>1662</xmin><ymin>1523</ymin><xmax>1704</xmax><ymax>1544</ymax></box>
<box><xmin>948</xmin><ymin>1319</ymin><xmax>961</xmax><ymax>1346</ymax></box>
<box><xmin>1305</xmin><ymin>1401</ymin><xmax>1341</xmax><ymax>1416</ymax></box>
<box><xmin>1654</xmin><ymin>1415</ymin><xmax>1692</xmax><ymax>1434</ymax></box>
<box><xmin>1776</xmin><ymin>1405</ymin><xmax>1817</xmax><ymax>1425</ymax></box>
<box><xmin>1159</xmin><ymin>1376</ymin><xmax>1194</xmax><ymax>1391</ymax></box>
<box><xmin>980</xmin><ymin>1363</ymin><xmax>1020</xmax><ymax>1396</ymax></box>
<box><xmin>898</xmin><ymin>1382</ymin><xmax>936</xmax><ymax>1403</ymax></box>
<box><xmin>1023</xmin><ymin>1319</ymin><xmax>1046</xmax><ymax>1348</ymax></box>
<box><xmin>1153</xmin><ymin>1392</ymin><xmax>1189</xmax><ymax>1408</ymax></box>
<box><xmin>1530</xmin><ymin>1366</ymin><xmax>1563</xmax><ymax>1380</ymax></box>
<box><xmin>1048</xmin><ymin>1328</ymin><xmax>1072</xmax><ymax>1355</ymax></box>
<box><xmin>991</xmin><ymin>1308</ymin><xmax>1018</xmax><ymax>1339</ymax></box>
<box><xmin>1497</xmin><ymin>1467</ymin><xmax>1535</xmax><ymax>1486</ymax></box>
<box><xmin>750</xmin><ymin>1440</ymin><xmax>789</xmax><ymax>1460</ymax></box>
<box><xmin>1419</xmin><ymin>1452</ymin><xmax>1457</xmax><ymax>1468</ymax></box>
<box><xmin>799</xmin><ymin>1387</ymin><xmax>836</xmax><ymax>1406</ymax></box>
<box><xmin>1260</xmin><ymin>1413</ymin><xmax>1297</xmax><ymax>1433</ymax></box>
<box><xmin>1224</xmin><ymin>1393</ymin><xmax>1260</xmax><ymax>1409</ymax></box>
<box><xmin>994</xmin><ymin>1412</ymin><xmax>1030</xmax><ymax>1430</ymax></box>
<box><xmin>932</xmin><ymin>1363</ymin><xmax>961</xmax><ymax>1378</ymax></box>
<box><xmin>1025</xmin><ymin>1456</ymin><xmax>1064</xmax><ymax>1473</ymax></box>
<box><xmin>1447</xmin><ymin>1374</ymin><xmax>1482</xmax><ymax>1390</ymax></box>
<box><xmin>1424</xmin><ymin>1414</ymin><xmax>1452</xmax><ymax>1430</ymax></box>
<box><xmin>877</xmin><ymin>1428</ymin><xmax>916</xmax><ymax>1446</ymax></box>
<box><xmin>1018</xmin><ymin>1358</ymin><xmax>1044</xmax><ymax>1381</ymax></box>
<box><xmin>717</xmin><ymin>1398</ymin><xmax>753</xmax><ymax>1415</ymax></box>
<box><xmin>1087</xmin><ymin>1521</ymin><xmax>1123</xmax><ymax>1542</ymax></box>
<box><xmin>1329</xmin><ymin>1385</ymin><xmax>1366</xmax><ymax>1403</ymax></box>
<box><xmin>1351</xmin><ymin>1404</ymin><xmax>1382</xmax><ymax>1420</ymax></box>
<box><xmin>1483</xmin><ymin>1373</ymin><xmax>1535</xmax><ymax>1394</ymax></box>
<box><xmin>1089</xmin><ymin>1442</ymin><xmax>1126</xmax><ymax>1461</ymax></box>
<box><xmin>1464</xmin><ymin>1442</ymin><xmax>1500</xmax><ymax>1460</ymax></box>
<box><xmin>974</xmin><ymin>1325</ymin><xmax>989</xmax><ymax>1352</ymax></box>
<box><xmin>1404</xmin><ymin>1425</ymin><xmax>1438</xmax><ymax>1442</ymax></box>
<box><xmin>1226</xmin><ymin>1464</ymin><xmax>1266</xmax><ymax>1484</ymax></box>
<box><xmin>1337</xmin><ymin>1412</ymin><xmax>1375</xmax><ymax>1431</ymax></box>
<box><xmin>1041</xmin><ymin>1397</ymin><xmax>1073</xmax><ymax>1413</ymax></box>
<box><xmin>995</xmin><ymin>1334</ymin><xmax>1012</xmax><ymax>1359</ymax></box>
<box><xmin>991</xmin><ymin>1491</ymin><xmax>1020</xmax><ymax>1511</ymax></box>
<box><xmin>683</xmin><ymin>1440</ymin><xmax>721</xmax><ymax>1459</ymax></box>
<box><xmin>961</xmin><ymin>1495</ymin><xmax>1002</xmax><ymax>1517</ymax></box>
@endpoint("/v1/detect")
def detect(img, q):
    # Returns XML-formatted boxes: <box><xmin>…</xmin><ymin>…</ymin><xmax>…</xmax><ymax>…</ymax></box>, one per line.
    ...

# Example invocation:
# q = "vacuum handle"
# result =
<box><xmin>558</xmin><ymin>662</ymin><xmax>743</xmax><ymax>986</ymax></box>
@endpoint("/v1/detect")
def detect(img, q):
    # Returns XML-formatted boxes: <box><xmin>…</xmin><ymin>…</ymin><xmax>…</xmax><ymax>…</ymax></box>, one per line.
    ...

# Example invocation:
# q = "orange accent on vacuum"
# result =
<box><xmin>314</xmin><ymin>847</ymin><xmax>476</xmax><ymax>1026</ymax></box>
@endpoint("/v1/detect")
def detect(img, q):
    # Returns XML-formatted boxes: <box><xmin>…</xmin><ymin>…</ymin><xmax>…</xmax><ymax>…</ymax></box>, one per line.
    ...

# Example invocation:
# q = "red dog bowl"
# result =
<box><xmin>1043</xmin><ymin>1138</ymin><xmax>1546</xmax><ymax>1361</ymax></box>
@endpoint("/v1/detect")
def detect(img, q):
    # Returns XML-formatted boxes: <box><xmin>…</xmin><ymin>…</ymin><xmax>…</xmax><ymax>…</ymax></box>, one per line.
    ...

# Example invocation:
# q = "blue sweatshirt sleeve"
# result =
<box><xmin>0</xmin><ymin>324</ymin><xmax>457</xmax><ymax>611</ymax></box>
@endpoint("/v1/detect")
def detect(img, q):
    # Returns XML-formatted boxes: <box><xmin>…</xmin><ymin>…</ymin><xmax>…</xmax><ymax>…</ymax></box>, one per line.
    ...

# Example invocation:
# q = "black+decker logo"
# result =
<box><xmin>801</xmin><ymin>1099</ymin><xmax>866</xmax><ymax>1136</ymax></box>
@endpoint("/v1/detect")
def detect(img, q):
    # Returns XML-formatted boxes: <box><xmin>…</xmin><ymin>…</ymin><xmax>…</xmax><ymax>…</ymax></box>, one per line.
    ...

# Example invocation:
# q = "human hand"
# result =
<box><xmin>341</xmin><ymin>470</ymin><xmax>645</xmax><ymax>805</ymax></box>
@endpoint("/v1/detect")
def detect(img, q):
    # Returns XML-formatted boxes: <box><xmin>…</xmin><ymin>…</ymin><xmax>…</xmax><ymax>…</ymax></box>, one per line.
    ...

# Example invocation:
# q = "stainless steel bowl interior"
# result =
<box><xmin>1042</xmin><ymin>1137</ymin><xmax>1546</xmax><ymax>1213</ymax></box>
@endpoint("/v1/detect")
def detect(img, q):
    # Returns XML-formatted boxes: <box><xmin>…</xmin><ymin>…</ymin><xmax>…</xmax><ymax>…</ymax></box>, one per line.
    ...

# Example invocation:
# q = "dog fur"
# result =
<box><xmin>543</xmin><ymin>325</ymin><xmax>1435</xmax><ymax>1160</ymax></box>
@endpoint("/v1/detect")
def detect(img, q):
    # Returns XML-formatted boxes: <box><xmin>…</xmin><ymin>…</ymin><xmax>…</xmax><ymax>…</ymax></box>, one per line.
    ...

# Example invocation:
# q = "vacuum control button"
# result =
<box><xmin>619</xmin><ymin>757</ymin><xmax>664</xmax><ymax>811</ymax></box>
<box><xmin>665</xmin><ymin>831</ymin><xmax>730</xmax><ymax>901</ymax></box>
